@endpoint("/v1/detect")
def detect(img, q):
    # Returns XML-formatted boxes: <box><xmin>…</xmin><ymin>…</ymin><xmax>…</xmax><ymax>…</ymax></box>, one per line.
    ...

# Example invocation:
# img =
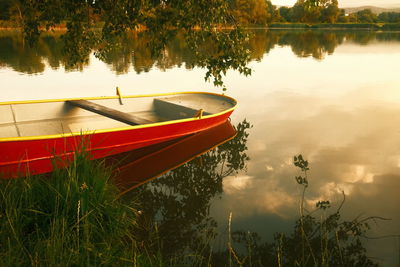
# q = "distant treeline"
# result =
<box><xmin>228</xmin><ymin>0</ymin><xmax>400</xmax><ymax>25</ymax></box>
<box><xmin>0</xmin><ymin>0</ymin><xmax>399</xmax><ymax>26</ymax></box>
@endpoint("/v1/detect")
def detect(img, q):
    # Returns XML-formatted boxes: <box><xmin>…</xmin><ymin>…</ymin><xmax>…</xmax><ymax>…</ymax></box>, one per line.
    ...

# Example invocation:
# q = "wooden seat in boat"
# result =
<box><xmin>153</xmin><ymin>97</ymin><xmax>211</xmax><ymax>120</ymax></box>
<box><xmin>67</xmin><ymin>100</ymin><xmax>153</xmax><ymax>126</ymax></box>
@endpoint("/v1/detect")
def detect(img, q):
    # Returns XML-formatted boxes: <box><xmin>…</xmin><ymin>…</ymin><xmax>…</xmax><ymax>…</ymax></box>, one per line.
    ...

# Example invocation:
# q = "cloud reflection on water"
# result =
<box><xmin>216</xmin><ymin>87</ymin><xmax>400</xmax><ymax>265</ymax></box>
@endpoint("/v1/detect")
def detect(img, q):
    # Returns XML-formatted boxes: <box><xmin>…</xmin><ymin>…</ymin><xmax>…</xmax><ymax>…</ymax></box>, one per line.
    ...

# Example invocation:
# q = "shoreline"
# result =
<box><xmin>1</xmin><ymin>21</ymin><xmax>400</xmax><ymax>31</ymax></box>
<box><xmin>267</xmin><ymin>22</ymin><xmax>400</xmax><ymax>30</ymax></box>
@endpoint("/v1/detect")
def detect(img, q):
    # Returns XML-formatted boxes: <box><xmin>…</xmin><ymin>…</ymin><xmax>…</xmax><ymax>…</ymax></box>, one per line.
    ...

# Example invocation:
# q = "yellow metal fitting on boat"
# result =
<box><xmin>194</xmin><ymin>109</ymin><xmax>204</xmax><ymax>119</ymax></box>
<box><xmin>116</xmin><ymin>86</ymin><xmax>123</xmax><ymax>105</ymax></box>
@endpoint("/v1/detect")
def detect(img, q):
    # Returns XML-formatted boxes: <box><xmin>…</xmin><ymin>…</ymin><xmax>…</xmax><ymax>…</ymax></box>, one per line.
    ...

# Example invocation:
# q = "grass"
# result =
<box><xmin>0</xmin><ymin>151</ymin><xmax>152</xmax><ymax>266</ymax></box>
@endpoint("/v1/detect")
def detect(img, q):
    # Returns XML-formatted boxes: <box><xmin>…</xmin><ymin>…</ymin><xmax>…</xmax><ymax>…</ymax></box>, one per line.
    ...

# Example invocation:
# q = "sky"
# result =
<box><xmin>271</xmin><ymin>0</ymin><xmax>400</xmax><ymax>8</ymax></box>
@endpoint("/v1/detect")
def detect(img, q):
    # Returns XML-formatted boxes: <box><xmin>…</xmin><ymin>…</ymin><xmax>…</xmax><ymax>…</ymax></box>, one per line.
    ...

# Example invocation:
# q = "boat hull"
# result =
<box><xmin>0</xmin><ymin>111</ymin><xmax>233</xmax><ymax>178</ymax></box>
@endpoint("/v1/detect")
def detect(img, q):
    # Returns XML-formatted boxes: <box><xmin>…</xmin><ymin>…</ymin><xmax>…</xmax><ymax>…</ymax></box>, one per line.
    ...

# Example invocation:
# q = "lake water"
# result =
<box><xmin>1</xmin><ymin>29</ymin><xmax>400</xmax><ymax>265</ymax></box>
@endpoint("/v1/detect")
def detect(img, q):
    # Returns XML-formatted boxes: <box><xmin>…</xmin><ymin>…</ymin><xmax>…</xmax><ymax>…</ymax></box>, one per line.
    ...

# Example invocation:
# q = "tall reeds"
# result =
<box><xmin>0</xmin><ymin>151</ymin><xmax>146</xmax><ymax>266</ymax></box>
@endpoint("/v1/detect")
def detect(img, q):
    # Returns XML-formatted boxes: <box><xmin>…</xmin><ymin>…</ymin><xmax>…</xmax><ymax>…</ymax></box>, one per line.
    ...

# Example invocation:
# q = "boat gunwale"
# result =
<box><xmin>0</xmin><ymin>91</ymin><xmax>237</xmax><ymax>142</ymax></box>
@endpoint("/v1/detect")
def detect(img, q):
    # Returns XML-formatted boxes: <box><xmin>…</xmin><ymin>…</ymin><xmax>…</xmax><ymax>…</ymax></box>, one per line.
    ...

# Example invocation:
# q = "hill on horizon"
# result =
<box><xmin>343</xmin><ymin>6</ymin><xmax>400</xmax><ymax>14</ymax></box>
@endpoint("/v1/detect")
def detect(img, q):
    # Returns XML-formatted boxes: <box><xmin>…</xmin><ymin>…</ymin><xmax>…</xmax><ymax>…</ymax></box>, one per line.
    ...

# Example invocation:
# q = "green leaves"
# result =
<box><xmin>316</xmin><ymin>200</ymin><xmax>330</xmax><ymax>210</ymax></box>
<box><xmin>12</xmin><ymin>0</ymin><xmax>252</xmax><ymax>90</ymax></box>
<box><xmin>293</xmin><ymin>154</ymin><xmax>309</xmax><ymax>172</ymax></box>
<box><xmin>295</xmin><ymin>175</ymin><xmax>308</xmax><ymax>186</ymax></box>
<box><xmin>185</xmin><ymin>27</ymin><xmax>252</xmax><ymax>89</ymax></box>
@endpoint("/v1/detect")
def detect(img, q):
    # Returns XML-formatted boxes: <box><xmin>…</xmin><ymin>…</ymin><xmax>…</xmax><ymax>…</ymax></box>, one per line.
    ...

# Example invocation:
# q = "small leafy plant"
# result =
<box><xmin>214</xmin><ymin>154</ymin><xmax>382</xmax><ymax>267</ymax></box>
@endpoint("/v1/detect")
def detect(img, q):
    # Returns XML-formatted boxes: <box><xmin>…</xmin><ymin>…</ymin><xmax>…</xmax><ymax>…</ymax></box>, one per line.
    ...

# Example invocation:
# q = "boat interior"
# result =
<box><xmin>0</xmin><ymin>93</ymin><xmax>235</xmax><ymax>138</ymax></box>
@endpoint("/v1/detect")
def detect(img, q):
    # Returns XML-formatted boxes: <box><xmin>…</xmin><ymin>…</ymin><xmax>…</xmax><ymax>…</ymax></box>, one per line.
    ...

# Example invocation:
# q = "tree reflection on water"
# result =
<box><xmin>120</xmin><ymin>122</ymin><xmax>383</xmax><ymax>266</ymax></box>
<box><xmin>1</xmin><ymin>30</ymin><xmax>399</xmax><ymax>75</ymax></box>
<box><xmin>124</xmin><ymin>119</ymin><xmax>251</xmax><ymax>262</ymax></box>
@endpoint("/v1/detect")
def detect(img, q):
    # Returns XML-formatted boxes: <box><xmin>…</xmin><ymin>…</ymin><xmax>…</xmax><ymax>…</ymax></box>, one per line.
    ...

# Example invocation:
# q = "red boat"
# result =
<box><xmin>0</xmin><ymin>92</ymin><xmax>237</xmax><ymax>178</ymax></box>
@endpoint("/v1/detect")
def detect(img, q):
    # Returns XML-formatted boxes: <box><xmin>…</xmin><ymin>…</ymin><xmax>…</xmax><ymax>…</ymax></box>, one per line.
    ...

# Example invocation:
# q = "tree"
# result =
<box><xmin>0</xmin><ymin>0</ymin><xmax>11</xmax><ymax>20</ymax></box>
<box><xmin>378</xmin><ymin>12</ymin><xmax>400</xmax><ymax>23</ymax></box>
<box><xmin>290</xmin><ymin>1</ymin><xmax>307</xmax><ymax>22</ymax></box>
<box><xmin>320</xmin><ymin>0</ymin><xmax>340</xmax><ymax>23</ymax></box>
<box><xmin>230</xmin><ymin>0</ymin><xmax>270</xmax><ymax>25</ymax></box>
<box><xmin>291</xmin><ymin>0</ymin><xmax>340</xmax><ymax>23</ymax></box>
<box><xmin>356</xmin><ymin>9</ymin><xmax>378</xmax><ymax>23</ymax></box>
<box><xmin>279</xmin><ymin>6</ymin><xmax>292</xmax><ymax>22</ymax></box>
<box><xmin>265</xmin><ymin>0</ymin><xmax>281</xmax><ymax>23</ymax></box>
<box><xmin>9</xmin><ymin>0</ymin><xmax>252</xmax><ymax>90</ymax></box>
<box><xmin>337</xmin><ymin>8</ymin><xmax>349</xmax><ymax>23</ymax></box>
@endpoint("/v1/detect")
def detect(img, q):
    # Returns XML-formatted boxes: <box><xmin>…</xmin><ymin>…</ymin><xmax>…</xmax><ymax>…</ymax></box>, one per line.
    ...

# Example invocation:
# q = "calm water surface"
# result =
<box><xmin>1</xmin><ymin>29</ymin><xmax>400</xmax><ymax>265</ymax></box>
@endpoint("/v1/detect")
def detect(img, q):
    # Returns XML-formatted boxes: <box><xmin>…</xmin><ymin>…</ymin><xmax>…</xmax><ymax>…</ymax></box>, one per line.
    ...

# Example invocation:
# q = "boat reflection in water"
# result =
<box><xmin>110</xmin><ymin>119</ymin><xmax>250</xmax><ymax>260</ymax></box>
<box><xmin>107</xmin><ymin>120</ymin><xmax>237</xmax><ymax>194</ymax></box>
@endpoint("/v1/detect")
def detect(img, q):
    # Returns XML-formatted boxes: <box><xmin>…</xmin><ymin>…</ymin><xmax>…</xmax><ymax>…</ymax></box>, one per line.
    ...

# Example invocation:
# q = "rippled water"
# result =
<box><xmin>1</xmin><ymin>29</ymin><xmax>400</xmax><ymax>265</ymax></box>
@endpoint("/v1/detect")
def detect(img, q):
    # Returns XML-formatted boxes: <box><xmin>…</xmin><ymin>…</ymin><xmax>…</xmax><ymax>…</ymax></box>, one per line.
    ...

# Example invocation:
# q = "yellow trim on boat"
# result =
<box><xmin>0</xmin><ymin>92</ymin><xmax>237</xmax><ymax>142</ymax></box>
